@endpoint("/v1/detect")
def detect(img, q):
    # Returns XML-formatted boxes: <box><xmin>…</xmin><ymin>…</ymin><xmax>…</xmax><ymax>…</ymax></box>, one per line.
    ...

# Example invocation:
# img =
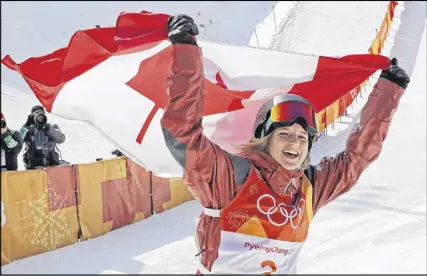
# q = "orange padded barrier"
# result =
<box><xmin>152</xmin><ymin>174</ymin><xmax>194</xmax><ymax>214</ymax></box>
<box><xmin>1</xmin><ymin>166</ymin><xmax>79</xmax><ymax>265</ymax></box>
<box><xmin>76</xmin><ymin>158</ymin><xmax>152</xmax><ymax>240</ymax></box>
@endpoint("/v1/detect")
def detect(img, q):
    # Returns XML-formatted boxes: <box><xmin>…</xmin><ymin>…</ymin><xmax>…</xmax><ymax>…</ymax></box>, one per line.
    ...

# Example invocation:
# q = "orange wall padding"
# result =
<box><xmin>1</xmin><ymin>158</ymin><xmax>193</xmax><ymax>265</ymax></box>
<box><xmin>1</xmin><ymin>166</ymin><xmax>80</xmax><ymax>265</ymax></box>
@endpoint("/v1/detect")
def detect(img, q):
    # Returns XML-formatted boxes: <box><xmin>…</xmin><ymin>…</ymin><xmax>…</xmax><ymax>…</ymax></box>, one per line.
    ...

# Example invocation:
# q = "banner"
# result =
<box><xmin>1</xmin><ymin>158</ymin><xmax>192</xmax><ymax>265</ymax></box>
<box><xmin>1</xmin><ymin>11</ymin><xmax>391</xmax><ymax>178</ymax></box>
<box><xmin>1</xmin><ymin>167</ymin><xmax>79</xmax><ymax>265</ymax></box>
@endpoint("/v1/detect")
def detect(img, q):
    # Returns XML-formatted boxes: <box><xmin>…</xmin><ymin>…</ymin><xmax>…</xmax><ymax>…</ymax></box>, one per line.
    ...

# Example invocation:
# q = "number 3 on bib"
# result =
<box><xmin>261</xmin><ymin>260</ymin><xmax>277</xmax><ymax>275</ymax></box>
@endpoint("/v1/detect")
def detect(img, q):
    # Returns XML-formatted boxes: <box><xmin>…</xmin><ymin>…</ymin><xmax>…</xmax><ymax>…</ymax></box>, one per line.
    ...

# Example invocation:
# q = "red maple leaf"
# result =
<box><xmin>126</xmin><ymin>46</ymin><xmax>255</xmax><ymax>144</ymax></box>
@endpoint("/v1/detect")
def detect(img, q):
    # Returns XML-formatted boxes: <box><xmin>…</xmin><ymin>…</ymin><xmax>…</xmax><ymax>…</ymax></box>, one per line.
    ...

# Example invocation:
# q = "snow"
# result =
<box><xmin>250</xmin><ymin>1</ymin><xmax>390</xmax><ymax>56</ymax></box>
<box><xmin>1</xmin><ymin>1</ymin><xmax>426</xmax><ymax>274</ymax></box>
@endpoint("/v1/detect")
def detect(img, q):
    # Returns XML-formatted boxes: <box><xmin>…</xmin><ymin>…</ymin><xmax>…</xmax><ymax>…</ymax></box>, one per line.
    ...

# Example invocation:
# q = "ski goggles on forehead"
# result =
<box><xmin>254</xmin><ymin>94</ymin><xmax>318</xmax><ymax>138</ymax></box>
<box><xmin>270</xmin><ymin>100</ymin><xmax>317</xmax><ymax>135</ymax></box>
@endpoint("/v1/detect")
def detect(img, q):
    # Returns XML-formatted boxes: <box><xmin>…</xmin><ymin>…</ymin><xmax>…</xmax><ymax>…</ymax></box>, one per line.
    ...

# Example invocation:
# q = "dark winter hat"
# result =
<box><xmin>31</xmin><ymin>105</ymin><xmax>45</xmax><ymax>114</ymax></box>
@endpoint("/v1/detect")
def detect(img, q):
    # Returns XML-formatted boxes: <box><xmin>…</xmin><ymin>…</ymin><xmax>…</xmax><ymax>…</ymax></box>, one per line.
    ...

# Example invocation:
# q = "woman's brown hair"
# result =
<box><xmin>234</xmin><ymin>128</ymin><xmax>311</xmax><ymax>170</ymax></box>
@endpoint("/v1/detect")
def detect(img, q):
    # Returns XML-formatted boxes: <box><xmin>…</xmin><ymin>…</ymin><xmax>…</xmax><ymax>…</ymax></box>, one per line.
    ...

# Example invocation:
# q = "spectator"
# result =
<box><xmin>20</xmin><ymin>105</ymin><xmax>67</xmax><ymax>170</ymax></box>
<box><xmin>1</xmin><ymin>113</ymin><xmax>23</xmax><ymax>171</ymax></box>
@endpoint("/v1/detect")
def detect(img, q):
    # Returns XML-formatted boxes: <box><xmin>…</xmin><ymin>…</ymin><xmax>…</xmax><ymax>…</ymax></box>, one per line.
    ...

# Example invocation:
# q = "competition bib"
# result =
<box><xmin>201</xmin><ymin>166</ymin><xmax>313</xmax><ymax>274</ymax></box>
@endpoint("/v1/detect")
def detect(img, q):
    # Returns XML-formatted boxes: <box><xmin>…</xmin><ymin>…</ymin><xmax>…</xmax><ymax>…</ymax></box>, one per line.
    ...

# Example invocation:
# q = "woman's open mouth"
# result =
<box><xmin>283</xmin><ymin>150</ymin><xmax>299</xmax><ymax>159</ymax></box>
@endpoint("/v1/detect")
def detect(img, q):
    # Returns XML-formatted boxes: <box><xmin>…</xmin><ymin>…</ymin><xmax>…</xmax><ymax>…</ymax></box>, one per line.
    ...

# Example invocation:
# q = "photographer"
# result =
<box><xmin>20</xmin><ymin>105</ymin><xmax>66</xmax><ymax>170</ymax></box>
<box><xmin>1</xmin><ymin>113</ymin><xmax>23</xmax><ymax>171</ymax></box>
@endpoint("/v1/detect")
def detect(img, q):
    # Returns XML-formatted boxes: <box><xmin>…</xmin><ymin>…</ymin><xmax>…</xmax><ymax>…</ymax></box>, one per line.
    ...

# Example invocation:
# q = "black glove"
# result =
<box><xmin>379</xmin><ymin>57</ymin><xmax>410</xmax><ymax>89</ymax></box>
<box><xmin>167</xmin><ymin>14</ymin><xmax>199</xmax><ymax>46</ymax></box>
<box><xmin>25</xmin><ymin>115</ymin><xmax>34</xmax><ymax>127</ymax></box>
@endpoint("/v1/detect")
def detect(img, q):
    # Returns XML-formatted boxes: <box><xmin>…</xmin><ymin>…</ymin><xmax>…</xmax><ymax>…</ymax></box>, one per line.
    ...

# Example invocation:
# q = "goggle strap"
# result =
<box><xmin>263</xmin><ymin>116</ymin><xmax>274</xmax><ymax>137</ymax></box>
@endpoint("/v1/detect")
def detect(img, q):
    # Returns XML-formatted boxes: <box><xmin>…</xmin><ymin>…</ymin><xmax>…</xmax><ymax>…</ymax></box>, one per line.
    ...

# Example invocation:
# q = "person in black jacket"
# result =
<box><xmin>20</xmin><ymin>105</ymin><xmax>67</xmax><ymax>170</ymax></box>
<box><xmin>1</xmin><ymin>113</ymin><xmax>23</xmax><ymax>171</ymax></box>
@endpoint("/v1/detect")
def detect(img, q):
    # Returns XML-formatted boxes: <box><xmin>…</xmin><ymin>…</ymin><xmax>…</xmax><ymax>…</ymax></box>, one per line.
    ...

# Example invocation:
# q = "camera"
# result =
<box><xmin>111</xmin><ymin>149</ymin><xmax>125</xmax><ymax>157</ymax></box>
<box><xmin>33</xmin><ymin>111</ymin><xmax>47</xmax><ymax>125</ymax></box>
<box><xmin>0</xmin><ymin>120</ymin><xmax>6</xmax><ymax>128</ymax></box>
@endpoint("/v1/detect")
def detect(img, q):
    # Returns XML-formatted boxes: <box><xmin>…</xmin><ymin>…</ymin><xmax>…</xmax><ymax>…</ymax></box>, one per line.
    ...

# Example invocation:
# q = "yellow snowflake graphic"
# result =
<box><xmin>24</xmin><ymin>182</ymin><xmax>71</xmax><ymax>251</ymax></box>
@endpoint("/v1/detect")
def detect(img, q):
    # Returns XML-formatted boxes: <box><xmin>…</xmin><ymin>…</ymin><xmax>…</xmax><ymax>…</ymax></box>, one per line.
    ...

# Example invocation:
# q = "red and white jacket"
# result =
<box><xmin>160</xmin><ymin>44</ymin><xmax>405</xmax><ymax>273</ymax></box>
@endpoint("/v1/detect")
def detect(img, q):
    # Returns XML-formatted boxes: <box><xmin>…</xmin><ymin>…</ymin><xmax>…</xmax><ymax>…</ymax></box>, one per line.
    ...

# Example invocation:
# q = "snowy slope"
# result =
<box><xmin>250</xmin><ymin>1</ymin><xmax>389</xmax><ymax>56</ymax></box>
<box><xmin>1</xmin><ymin>1</ymin><xmax>426</xmax><ymax>274</ymax></box>
<box><xmin>299</xmin><ymin>13</ymin><xmax>427</xmax><ymax>273</ymax></box>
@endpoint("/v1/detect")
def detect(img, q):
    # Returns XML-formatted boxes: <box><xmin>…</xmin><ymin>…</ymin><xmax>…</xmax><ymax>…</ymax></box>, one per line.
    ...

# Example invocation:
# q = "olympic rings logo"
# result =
<box><xmin>256</xmin><ymin>194</ymin><xmax>305</xmax><ymax>228</ymax></box>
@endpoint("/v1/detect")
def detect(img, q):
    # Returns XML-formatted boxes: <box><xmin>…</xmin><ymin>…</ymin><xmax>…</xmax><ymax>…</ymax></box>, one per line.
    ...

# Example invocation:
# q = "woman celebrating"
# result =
<box><xmin>160</xmin><ymin>15</ymin><xmax>410</xmax><ymax>274</ymax></box>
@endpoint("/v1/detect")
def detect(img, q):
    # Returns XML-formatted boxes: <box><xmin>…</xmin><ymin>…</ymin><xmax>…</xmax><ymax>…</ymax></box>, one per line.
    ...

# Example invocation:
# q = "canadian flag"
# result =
<box><xmin>1</xmin><ymin>11</ymin><xmax>390</xmax><ymax>177</ymax></box>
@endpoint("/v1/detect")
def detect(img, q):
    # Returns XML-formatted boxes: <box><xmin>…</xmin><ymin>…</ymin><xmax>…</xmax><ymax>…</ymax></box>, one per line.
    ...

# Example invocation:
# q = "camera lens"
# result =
<box><xmin>34</xmin><ymin>113</ymin><xmax>47</xmax><ymax>125</ymax></box>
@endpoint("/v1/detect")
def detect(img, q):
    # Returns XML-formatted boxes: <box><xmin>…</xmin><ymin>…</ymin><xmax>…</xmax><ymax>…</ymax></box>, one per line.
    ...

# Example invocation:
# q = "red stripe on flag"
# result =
<box><xmin>1</xmin><ymin>11</ymin><xmax>169</xmax><ymax>112</ymax></box>
<box><xmin>290</xmin><ymin>54</ymin><xmax>389</xmax><ymax>112</ymax></box>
